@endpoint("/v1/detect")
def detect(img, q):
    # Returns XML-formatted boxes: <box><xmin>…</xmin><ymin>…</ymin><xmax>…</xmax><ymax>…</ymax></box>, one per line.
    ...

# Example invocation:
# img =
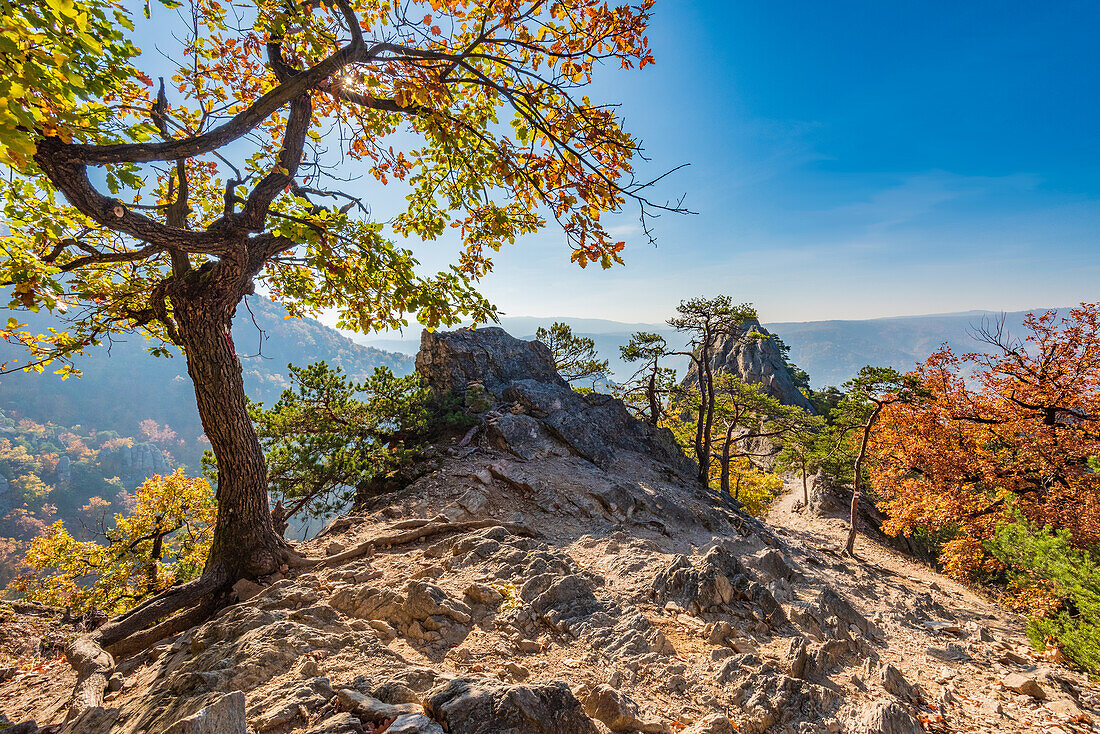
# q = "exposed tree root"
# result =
<box><xmin>318</xmin><ymin>518</ymin><xmax>533</xmax><ymax>568</ymax></box>
<box><xmin>105</xmin><ymin>595</ymin><xmax>221</xmax><ymax>660</ymax></box>
<box><xmin>66</xmin><ymin>634</ymin><xmax>115</xmax><ymax>721</ymax></box>
<box><xmin>64</xmin><ymin>572</ymin><xmax>230</xmax><ymax>722</ymax></box>
<box><xmin>96</xmin><ymin>573</ymin><xmax>226</xmax><ymax>649</ymax></box>
<box><xmin>63</xmin><ymin>520</ymin><xmax>532</xmax><ymax>722</ymax></box>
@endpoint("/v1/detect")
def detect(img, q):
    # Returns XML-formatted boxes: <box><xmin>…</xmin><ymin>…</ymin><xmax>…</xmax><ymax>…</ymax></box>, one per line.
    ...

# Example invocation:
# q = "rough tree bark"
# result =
<box><xmin>172</xmin><ymin>284</ymin><xmax>286</xmax><ymax>579</ymax></box>
<box><xmin>719</xmin><ymin>422</ymin><xmax>737</xmax><ymax>497</ymax></box>
<box><xmin>646</xmin><ymin>369</ymin><xmax>660</xmax><ymax>425</ymax></box>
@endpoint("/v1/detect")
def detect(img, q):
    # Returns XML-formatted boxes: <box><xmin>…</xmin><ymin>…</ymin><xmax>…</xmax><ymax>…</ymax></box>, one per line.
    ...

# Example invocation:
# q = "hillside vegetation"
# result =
<box><xmin>0</xmin><ymin>299</ymin><xmax>414</xmax><ymax>473</ymax></box>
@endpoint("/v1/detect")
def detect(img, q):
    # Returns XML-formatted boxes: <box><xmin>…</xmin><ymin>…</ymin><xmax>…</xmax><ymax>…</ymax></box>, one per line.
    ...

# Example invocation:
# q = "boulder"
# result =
<box><xmin>425</xmin><ymin>678</ymin><xmax>599</xmax><ymax>734</ymax></box>
<box><xmin>849</xmin><ymin>700</ymin><xmax>924</xmax><ymax>734</ymax></box>
<box><xmin>578</xmin><ymin>684</ymin><xmax>669</xmax><ymax>733</ymax></box>
<box><xmin>416</xmin><ymin>327</ymin><xmax>567</xmax><ymax>398</ymax></box>
<box><xmin>164</xmin><ymin>691</ymin><xmax>247</xmax><ymax>734</ymax></box>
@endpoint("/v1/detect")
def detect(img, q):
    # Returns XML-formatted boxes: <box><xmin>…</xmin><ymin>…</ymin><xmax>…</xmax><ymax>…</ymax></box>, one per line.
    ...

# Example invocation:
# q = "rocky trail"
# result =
<box><xmin>1</xmin><ymin>327</ymin><xmax>1098</xmax><ymax>734</ymax></box>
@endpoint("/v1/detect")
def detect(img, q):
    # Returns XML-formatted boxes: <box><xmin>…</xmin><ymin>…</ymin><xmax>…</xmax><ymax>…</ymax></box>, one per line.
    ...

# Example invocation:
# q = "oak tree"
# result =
<box><xmin>0</xmin><ymin>0</ymin><xmax>671</xmax><ymax>705</ymax></box>
<box><xmin>873</xmin><ymin>306</ymin><xmax>1100</xmax><ymax>578</ymax></box>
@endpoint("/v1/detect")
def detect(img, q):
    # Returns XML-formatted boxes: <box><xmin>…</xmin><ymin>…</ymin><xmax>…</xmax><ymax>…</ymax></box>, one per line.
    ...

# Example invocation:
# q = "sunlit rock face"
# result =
<box><xmin>682</xmin><ymin>320</ymin><xmax>816</xmax><ymax>414</ymax></box>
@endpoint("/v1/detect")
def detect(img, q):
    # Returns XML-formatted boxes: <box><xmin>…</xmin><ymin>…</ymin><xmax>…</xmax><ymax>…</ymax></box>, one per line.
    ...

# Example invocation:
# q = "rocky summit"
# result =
<box><xmin>2</xmin><ymin>327</ymin><xmax>1097</xmax><ymax>734</ymax></box>
<box><xmin>682</xmin><ymin>320</ymin><xmax>815</xmax><ymax>414</ymax></box>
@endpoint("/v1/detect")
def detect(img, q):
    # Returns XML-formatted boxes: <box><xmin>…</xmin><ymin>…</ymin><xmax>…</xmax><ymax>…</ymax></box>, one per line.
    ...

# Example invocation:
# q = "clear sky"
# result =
<box><xmin>426</xmin><ymin>0</ymin><xmax>1100</xmax><ymax>323</ymax></box>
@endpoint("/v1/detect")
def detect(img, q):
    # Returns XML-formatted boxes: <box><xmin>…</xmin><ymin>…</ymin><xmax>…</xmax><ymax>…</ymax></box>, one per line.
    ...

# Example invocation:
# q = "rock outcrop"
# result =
<box><xmin>3</xmin><ymin>326</ymin><xmax>1096</xmax><ymax>734</ymax></box>
<box><xmin>683</xmin><ymin>320</ymin><xmax>815</xmax><ymax>413</ymax></box>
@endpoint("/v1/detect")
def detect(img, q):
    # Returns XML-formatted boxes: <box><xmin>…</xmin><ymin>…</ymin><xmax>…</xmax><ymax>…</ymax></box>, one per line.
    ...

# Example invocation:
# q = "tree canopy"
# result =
<box><xmin>872</xmin><ymin>305</ymin><xmax>1100</xmax><ymax>578</ymax></box>
<box><xmin>535</xmin><ymin>322</ymin><xmax>608</xmax><ymax>385</ymax></box>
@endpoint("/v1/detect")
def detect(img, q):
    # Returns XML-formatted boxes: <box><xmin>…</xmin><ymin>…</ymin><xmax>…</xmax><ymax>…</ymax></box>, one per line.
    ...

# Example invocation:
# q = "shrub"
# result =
<box><xmin>987</xmin><ymin>519</ymin><xmax>1100</xmax><ymax>675</ymax></box>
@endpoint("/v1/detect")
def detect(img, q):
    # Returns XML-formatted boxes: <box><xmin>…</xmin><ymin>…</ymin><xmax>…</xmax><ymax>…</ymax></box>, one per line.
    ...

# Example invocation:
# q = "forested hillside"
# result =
<box><xmin>0</xmin><ymin>299</ymin><xmax>414</xmax><ymax>473</ymax></box>
<box><xmin>0</xmin><ymin>411</ymin><xmax>173</xmax><ymax>585</ymax></box>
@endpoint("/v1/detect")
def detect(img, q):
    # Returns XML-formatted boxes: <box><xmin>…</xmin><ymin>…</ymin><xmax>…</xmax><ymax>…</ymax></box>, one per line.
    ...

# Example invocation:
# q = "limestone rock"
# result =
<box><xmin>303</xmin><ymin>713</ymin><xmax>364</xmax><ymax>734</ymax></box>
<box><xmin>464</xmin><ymin>582</ymin><xmax>504</xmax><ymax>605</ymax></box>
<box><xmin>849</xmin><ymin>699</ymin><xmax>924</xmax><ymax>734</ymax></box>
<box><xmin>164</xmin><ymin>691</ymin><xmax>247</xmax><ymax>734</ymax></box>
<box><xmin>338</xmin><ymin>688</ymin><xmax>423</xmax><ymax>722</ymax></box>
<box><xmin>416</xmin><ymin>327</ymin><xmax>566</xmax><ymax>398</ymax></box>
<box><xmin>386</xmin><ymin>713</ymin><xmax>446</xmax><ymax>734</ymax></box>
<box><xmin>425</xmin><ymin>678</ymin><xmax>600</xmax><ymax>734</ymax></box>
<box><xmin>1002</xmin><ymin>672</ymin><xmax>1047</xmax><ymax>700</ymax></box>
<box><xmin>681</xmin><ymin>320</ymin><xmax>815</xmax><ymax>413</ymax></box>
<box><xmin>579</xmin><ymin>684</ymin><xmax>669</xmax><ymax>733</ymax></box>
<box><xmin>880</xmin><ymin>664</ymin><xmax>920</xmax><ymax>703</ymax></box>
<box><xmin>682</xmin><ymin>716</ymin><xmax>736</xmax><ymax>734</ymax></box>
<box><xmin>651</xmin><ymin>546</ymin><xmax>785</xmax><ymax>625</ymax></box>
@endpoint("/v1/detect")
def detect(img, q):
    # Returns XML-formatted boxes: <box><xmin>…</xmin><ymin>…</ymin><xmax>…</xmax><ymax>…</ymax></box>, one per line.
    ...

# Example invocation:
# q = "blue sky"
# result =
<box><xmin>441</xmin><ymin>0</ymin><xmax>1100</xmax><ymax>323</ymax></box>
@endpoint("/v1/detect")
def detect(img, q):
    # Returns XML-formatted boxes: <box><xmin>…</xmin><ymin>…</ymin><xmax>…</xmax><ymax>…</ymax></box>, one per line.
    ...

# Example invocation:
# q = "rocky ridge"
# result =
<box><xmin>1</xmin><ymin>326</ymin><xmax>1096</xmax><ymax>734</ymax></box>
<box><xmin>682</xmin><ymin>320</ymin><xmax>815</xmax><ymax>413</ymax></box>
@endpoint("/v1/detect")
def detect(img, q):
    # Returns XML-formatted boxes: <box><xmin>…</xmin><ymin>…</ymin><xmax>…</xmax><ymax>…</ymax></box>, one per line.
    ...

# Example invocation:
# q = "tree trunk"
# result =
<box><xmin>845</xmin><ymin>405</ymin><xmax>882</xmax><ymax>556</ymax></box>
<box><xmin>647</xmin><ymin>368</ymin><xmax>659</xmax><ymax>425</ymax></box>
<box><xmin>693</xmin><ymin>352</ymin><xmax>709</xmax><ymax>484</ymax></box>
<box><xmin>801</xmin><ymin>460</ymin><xmax>809</xmax><ymax>506</ymax></box>
<box><xmin>719</xmin><ymin>423</ymin><xmax>736</xmax><ymax>495</ymax></box>
<box><xmin>174</xmin><ymin>292</ymin><xmax>285</xmax><ymax>580</ymax></box>
<box><xmin>700</xmin><ymin>332</ymin><xmax>717</xmax><ymax>485</ymax></box>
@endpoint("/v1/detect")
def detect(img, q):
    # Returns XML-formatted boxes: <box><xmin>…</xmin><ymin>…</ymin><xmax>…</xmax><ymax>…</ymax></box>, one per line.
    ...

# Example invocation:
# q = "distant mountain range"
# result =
<box><xmin>353</xmin><ymin>308</ymin><xmax>1059</xmax><ymax>388</ymax></box>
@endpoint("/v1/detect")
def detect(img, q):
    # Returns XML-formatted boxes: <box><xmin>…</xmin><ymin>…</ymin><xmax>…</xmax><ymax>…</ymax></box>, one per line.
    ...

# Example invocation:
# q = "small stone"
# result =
<box><xmin>338</xmin><ymin>688</ymin><xmax>423</xmax><ymax>722</ymax></box>
<box><xmin>368</xmin><ymin>620</ymin><xmax>397</xmax><ymax>640</ymax></box>
<box><xmin>326</xmin><ymin>541</ymin><xmax>346</xmax><ymax>555</ymax></box>
<box><xmin>879</xmin><ymin>664</ymin><xmax>919</xmax><ymax>703</ymax></box>
<box><xmin>504</xmin><ymin>662</ymin><xmax>530</xmax><ymax>681</ymax></box>
<box><xmin>1045</xmin><ymin>698</ymin><xmax>1084</xmax><ymax>717</ymax></box>
<box><xmin>710</xmin><ymin>647</ymin><xmax>735</xmax><ymax>662</ymax></box>
<box><xmin>731</xmin><ymin>638</ymin><xmax>758</xmax><ymax>655</ymax></box>
<box><xmin>107</xmin><ymin>672</ymin><xmax>125</xmax><ymax>692</ymax></box>
<box><xmin>1002</xmin><ymin>673</ymin><xmax>1047</xmax><ymax>700</ymax></box>
<box><xmin>516</xmin><ymin>639</ymin><xmax>542</xmax><ymax>654</ymax></box>
<box><xmin>580</xmin><ymin>684</ymin><xmax>670</xmax><ymax>733</ymax></box>
<box><xmin>850</xmin><ymin>699</ymin><xmax>924</xmax><ymax>734</ymax></box>
<box><xmin>302</xmin><ymin>712</ymin><xmax>362</xmax><ymax>734</ymax></box>
<box><xmin>464</xmin><ymin>583</ymin><xmax>504</xmax><ymax>605</ymax></box>
<box><xmin>384</xmin><ymin>713</ymin><xmax>445</xmax><ymax>734</ymax></box>
<box><xmin>681</xmin><ymin>715</ymin><xmax>735</xmax><ymax>734</ymax></box>
<box><xmin>372</xmin><ymin>682</ymin><xmax>421</xmax><ymax>705</ymax></box>
<box><xmin>231</xmin><ymin>581</ymin><xmax>265</xmax><ymax>603</ymax></box>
